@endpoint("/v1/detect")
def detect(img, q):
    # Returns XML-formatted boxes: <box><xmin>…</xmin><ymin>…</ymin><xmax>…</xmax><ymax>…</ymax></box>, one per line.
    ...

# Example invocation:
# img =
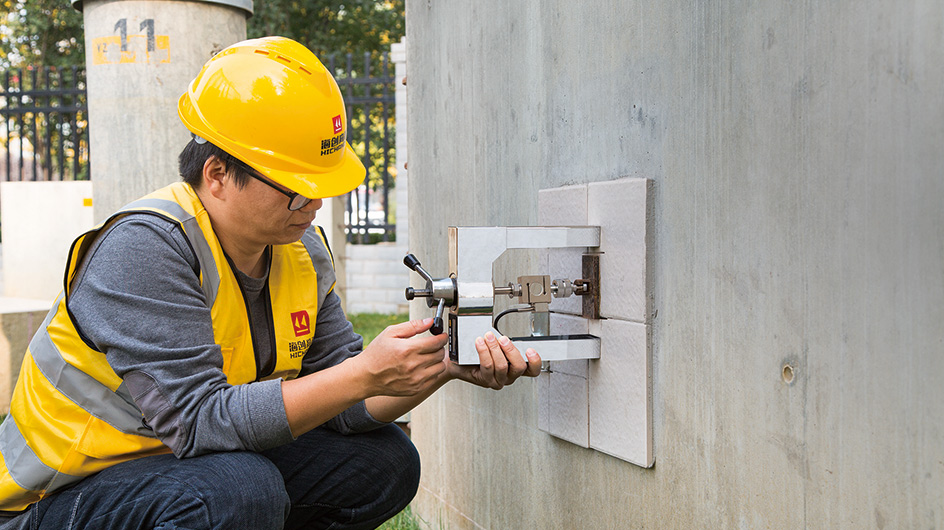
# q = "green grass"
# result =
<box><xmin>349</xmin><ymin>312</ymin><xmax>425</xmax><ymax>530</ymax></box>
<box><xmin>348</xmin><ymin>312</ymin><xmax>410</xmax><ymax>346</ymax></box>
<box><xmin>378</xmin><ymin>505</ymin><xmax>426</xmax><ymax>530</ymax></box>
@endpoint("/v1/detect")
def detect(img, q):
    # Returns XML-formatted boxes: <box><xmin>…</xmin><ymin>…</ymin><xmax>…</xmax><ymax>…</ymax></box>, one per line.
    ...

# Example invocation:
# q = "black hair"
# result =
<box><xmin>178</xmin><ymin>138</ymin><xmax>251</xmax><ymax>189</ymax></box>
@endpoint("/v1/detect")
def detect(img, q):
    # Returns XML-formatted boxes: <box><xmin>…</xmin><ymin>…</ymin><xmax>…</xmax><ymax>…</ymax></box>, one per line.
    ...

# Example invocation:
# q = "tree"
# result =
<box><xmin>0</xmin><ymin>0</ymin><xmax>85</xmax><ymax>68</ymax></box>
<box><xmin>248</xmin><ymin>0</ymin><xmax>404</xmax><ymax>60</ymax></box>
<box><xmin>1</xmin><ymin>0</ymin><xmax>405</xmax><ymax>68</ymax></box>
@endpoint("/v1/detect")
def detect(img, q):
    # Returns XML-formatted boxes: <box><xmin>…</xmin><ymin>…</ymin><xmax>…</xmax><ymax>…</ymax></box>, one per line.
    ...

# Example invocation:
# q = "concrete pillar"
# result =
<box><xmin>73</xmin><ymin>0</ymin><xmax>250</xmax><ymax>221</ymax></box>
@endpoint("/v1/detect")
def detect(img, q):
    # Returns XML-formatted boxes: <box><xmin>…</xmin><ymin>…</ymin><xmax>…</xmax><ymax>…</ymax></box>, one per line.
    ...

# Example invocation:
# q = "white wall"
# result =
<box><xmin>1</xmin><ymin>181</ymin><xmax>95</xmax><ymax>302</ymax></box>
<box><xmin>343</xmin><ymin>243</ymin><xmax>409</xmax><ymax>315</ymax></box>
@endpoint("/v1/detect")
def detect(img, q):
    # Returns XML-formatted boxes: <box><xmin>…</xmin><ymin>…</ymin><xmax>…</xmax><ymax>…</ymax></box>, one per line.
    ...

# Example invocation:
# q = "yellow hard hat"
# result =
<box><xmin>178</xmin><ymin>36</ymin><xmax>365</xmax><ymax>199</ymax></box>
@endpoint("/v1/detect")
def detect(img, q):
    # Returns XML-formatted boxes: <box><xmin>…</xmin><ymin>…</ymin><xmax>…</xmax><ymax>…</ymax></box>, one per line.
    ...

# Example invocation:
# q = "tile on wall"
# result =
<box><xmin>548</xmin><ymin>371</ymin><xmax>589</xmax><ymax>448</ymax></box>
<box><xmin>533</xmin><ymin>179</ymin><xmax>653</xmax><ymax>468</ymax></box>
<box><xmin>589</xmin><ymin>318</ymin><xmax>652</xmax><ymax>467</ymax></box>
<box><xmin>587</xmin><ymin>178</ymin><xmax>650</xmax><ymax>323</ymax></box>
<box><xmin>548</xmin><ymin>313</ymin><xmax>590</xmax><ymax>378</ymax></box>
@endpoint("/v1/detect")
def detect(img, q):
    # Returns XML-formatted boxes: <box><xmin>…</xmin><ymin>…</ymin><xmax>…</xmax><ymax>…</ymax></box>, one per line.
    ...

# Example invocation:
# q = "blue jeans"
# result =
<box><xmin>0</xmin><ymin>424</ymin><xmax>419</xmax><ymax>530</ymax></box>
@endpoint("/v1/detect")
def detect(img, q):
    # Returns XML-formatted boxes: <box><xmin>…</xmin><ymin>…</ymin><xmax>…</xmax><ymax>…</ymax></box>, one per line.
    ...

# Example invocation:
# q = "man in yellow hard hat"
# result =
<box><xmin>0</xmin><ymin>37</ymin><xmax>540</xmax><ymax>529</ymax></box>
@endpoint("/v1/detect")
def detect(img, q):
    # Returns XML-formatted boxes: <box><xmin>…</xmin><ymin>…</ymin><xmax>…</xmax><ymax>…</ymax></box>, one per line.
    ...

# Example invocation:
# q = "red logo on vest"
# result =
<box><xmin>332</xmin><ymin>115</ymin><xmax>343</xmax><ymax>134</ymax></box>
<box><xmin>291</xmin><ymin>311</ymin><xmax>310</xmax><ymax>337</ymax></box>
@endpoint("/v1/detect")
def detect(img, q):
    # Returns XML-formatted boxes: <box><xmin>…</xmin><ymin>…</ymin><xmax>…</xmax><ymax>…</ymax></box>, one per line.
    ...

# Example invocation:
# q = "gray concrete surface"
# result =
<box><xmin>406</xmin><ymin>0</ymin><xmax>944</xmax><ymax>527</ymax></box>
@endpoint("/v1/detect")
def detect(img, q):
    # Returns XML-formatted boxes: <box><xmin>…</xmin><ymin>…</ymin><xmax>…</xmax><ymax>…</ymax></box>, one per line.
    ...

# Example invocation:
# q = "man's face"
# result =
<box><xmin>227</xmin><ymin>171</ymin><xmax>324</xmax><ymax>247</ymax></box>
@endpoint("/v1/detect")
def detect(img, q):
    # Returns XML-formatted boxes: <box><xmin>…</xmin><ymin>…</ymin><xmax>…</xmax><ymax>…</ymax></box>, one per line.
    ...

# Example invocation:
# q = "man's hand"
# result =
<box><xmin>447</xmin><ymin>331</ymin><xmax>542</xmax><ymax>390</ymax></box>
<box><xmin>361</xmin><ymin>324</ymin><xmax>541</xmax><ymax>424</ymax></box>
<box><xmin>354</xmin><ymin>318</ymin><xmax>449</xmax><ymax>397</ymax></box>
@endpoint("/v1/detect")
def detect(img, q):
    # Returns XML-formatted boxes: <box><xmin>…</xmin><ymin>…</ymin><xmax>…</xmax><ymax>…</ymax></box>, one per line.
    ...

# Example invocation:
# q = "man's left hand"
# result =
<box><xmin>446</xmin><ymin>331</ymin><xmax>541</xmax><ymax>389</ymax></box>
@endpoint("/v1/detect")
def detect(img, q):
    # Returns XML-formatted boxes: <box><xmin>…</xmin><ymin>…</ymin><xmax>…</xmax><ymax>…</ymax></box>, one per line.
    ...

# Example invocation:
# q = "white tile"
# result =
<box><xmin>539</xmin><ymin>185</ymin><xmax>588</xmax><ymax>316</ymax></box>
<box><xmin>587</xmin><ymin>178</ymin><xmax>650</xmax><ymax>323</ymax></box>
<box><xmin>549</xmin><ymin>313</ymin><xmax>590</xmax><ymax>335</ymax></box>
<box><xmin>548</xmin><ymin>313</ymin><xmax>590</xmax><ymax>378</ymax></box>
<box><xmin>548</xmin><ymin>372</ymin><xmax>589</xmax><ymax>448</ymax></box>
<box><xmin>589</xmin><ymin>318</ymin><xmax>652</xmax><ymax>467</ymax></box>
<box><xmin>550</xmin><ymin>359</ymin><xmax>588</xmax><ymax>378</ymax></box>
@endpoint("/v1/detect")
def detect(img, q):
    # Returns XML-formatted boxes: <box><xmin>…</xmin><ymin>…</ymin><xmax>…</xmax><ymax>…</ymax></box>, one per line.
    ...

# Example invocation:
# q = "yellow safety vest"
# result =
<box><xmin>0</xmin><ymin>182</ymin><xmax>336</xmax><ymax>511</ymax></box>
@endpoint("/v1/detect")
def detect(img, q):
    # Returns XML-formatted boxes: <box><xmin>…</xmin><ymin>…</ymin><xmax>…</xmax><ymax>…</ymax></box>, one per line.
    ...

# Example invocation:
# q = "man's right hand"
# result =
<box><xmin>355</xmin><ymin>318</ymin><xmax>449</xmax><ymax>397</ymax></box>
<box><xmin>282</xmin><ymin>317</ymin><xmax>448</xmax><ymax>437</ymax></box>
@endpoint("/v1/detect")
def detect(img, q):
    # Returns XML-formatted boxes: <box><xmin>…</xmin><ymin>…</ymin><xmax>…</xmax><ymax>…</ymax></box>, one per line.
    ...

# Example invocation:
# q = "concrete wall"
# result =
<box><xmin>0</xmin><ymin>305</ymin><xmax>50</xmax><ymax>413</ymax></box>
<box><xmin>406</xmin><ymin>1</ymin><xmax>943</xmax><ymax>528</ymax></box>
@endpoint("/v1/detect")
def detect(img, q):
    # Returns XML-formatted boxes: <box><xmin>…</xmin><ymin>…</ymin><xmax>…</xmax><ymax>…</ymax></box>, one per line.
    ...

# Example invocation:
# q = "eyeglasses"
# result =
<box><xmin>234</xmin><ymin>162</ymin><xmax>313</xmax><ymax>211</ymax></box>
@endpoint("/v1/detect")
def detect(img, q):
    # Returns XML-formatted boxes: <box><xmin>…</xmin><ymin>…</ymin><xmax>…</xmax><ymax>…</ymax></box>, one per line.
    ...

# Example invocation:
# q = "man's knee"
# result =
<box><xmin>358</xmin><ymin>425</ymin><xmax>421</xmax><ymax>519</ymax></box>
<box><xmin>187</xmin><ymin>451</ymin><xmax>291</xmax><ymax>528</ymax></box>
<box><xmin>382</xmin><ymin>426</ymin><xmax>421</xmax><ymax>499</ymax></box>
<box><xmin>266</xmin><ymin>425</ymin><xmax>421</xmax><ymax>529</ymax></box>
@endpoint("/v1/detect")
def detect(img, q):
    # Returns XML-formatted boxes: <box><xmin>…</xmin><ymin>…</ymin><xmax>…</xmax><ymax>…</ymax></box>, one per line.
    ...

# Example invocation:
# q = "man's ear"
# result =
<box><xmin>202</xmin><ymin>157</ymin><xmax>229</xmax><ymax>200</ymax></box>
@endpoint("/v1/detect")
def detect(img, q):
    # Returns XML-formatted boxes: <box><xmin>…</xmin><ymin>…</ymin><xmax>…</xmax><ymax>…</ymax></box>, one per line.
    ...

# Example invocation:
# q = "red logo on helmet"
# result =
<box><xmin>291</xmin><ymin>311</ymin><xmax>310</xmax><ymax>337</ymax></box>
<box><xmin>332</xmin><ymin>115</ymin><xmax>343</xmax><ymax>134</ymax></box>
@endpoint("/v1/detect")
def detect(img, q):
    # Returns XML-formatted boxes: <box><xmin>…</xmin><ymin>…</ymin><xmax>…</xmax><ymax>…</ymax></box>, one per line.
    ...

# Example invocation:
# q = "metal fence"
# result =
<box><xmin>0</xmin><ymin>53</ymin><xmax>397</xmax><ymax>243</ymax></box>
<box><xmin>327</xmin><ymin>52</ymin><xmax>397</xmax><ymax>244</ymax></box>
<box><xmin>0</xmin><ymin>66</ymin><xmax>89</xmax><ymax>182</ymax></box>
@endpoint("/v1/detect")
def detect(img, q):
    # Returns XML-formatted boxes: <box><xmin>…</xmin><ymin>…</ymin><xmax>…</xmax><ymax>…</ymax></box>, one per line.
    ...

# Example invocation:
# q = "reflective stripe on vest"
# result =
<box><xmin>301</xmin><ymin>225</ymin><xmax>336</xmax><ymax>309</ymax></box>
<box><xmin>28</xmin><ymin>293</ymin><xmax>153</xmax><ymax>437</ymax></box>
<box><xmin>0</xmin><ymin>416</ymin><xmax>82</xmax><ymax>494</ymax></box>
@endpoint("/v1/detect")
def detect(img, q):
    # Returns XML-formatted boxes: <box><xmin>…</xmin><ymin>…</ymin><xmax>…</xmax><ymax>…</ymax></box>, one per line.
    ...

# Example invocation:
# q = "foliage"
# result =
<box><xmin>1</xmin><ymin>0</ymin><xmax>405</xmax><ymax>69</ymax></box>
<box><xmin>247</xmin><ymin>0</ymin><xmax>404</xmax><ymax>60</ymax></box>
<box><xmin>0</xmin><ymin>0</ymin><xmax>85</xmax><ymax>68</ymax></box>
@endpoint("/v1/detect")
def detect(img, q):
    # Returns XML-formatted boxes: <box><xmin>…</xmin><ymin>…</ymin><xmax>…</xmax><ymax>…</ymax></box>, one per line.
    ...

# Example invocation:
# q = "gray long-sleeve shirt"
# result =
<box><xmin>67</xmin><ymin>212</ymin><xmax>385</xmax><ymax>458</ymax></box>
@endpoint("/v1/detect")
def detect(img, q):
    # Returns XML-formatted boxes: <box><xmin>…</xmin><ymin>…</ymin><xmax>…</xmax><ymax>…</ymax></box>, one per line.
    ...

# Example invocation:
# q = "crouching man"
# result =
<box><xmin>0</xmin><ymin>37</ymin><xmax>540</xmax><ymax>530</ymax></box>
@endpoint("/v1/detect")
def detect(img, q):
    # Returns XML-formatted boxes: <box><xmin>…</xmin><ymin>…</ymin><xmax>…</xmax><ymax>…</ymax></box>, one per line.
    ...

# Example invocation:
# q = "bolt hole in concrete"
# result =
<box><xmin>782</xmin><ymin>363</ymin><xmax>795</xmax><ymax>385</ymax></box>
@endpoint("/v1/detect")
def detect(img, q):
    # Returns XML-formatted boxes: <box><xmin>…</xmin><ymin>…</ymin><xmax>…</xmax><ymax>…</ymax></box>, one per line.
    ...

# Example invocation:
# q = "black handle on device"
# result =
<box><xmin>404</xmin><ymin>253</ymin><xmax>447</xmax><ymax>336</ymax></box>
<box><xmin>403</xmin><ymin>254</ymin><xmax>422</xmax><ymax>271</ymax></box>
<box><xmin>430</xmin><ymin>298</ymin><xmax>446</xmax><ymax>335</ymax></box>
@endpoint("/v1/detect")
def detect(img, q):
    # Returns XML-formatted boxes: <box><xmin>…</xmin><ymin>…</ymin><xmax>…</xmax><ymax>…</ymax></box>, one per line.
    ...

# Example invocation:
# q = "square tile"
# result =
<box><xmin>587</xmin><ymin>178</ymin><xmax>650</xmax><ymax>323</ymax></box>
<box><xmin>548</xmin><ymin>313</ymin><xmax>590</xmax><ymax>378</ymax></box>
<box><xmin>589</xmin><ymin>318</ymin><xmax>652</xmax><ymax>467</ymax></box>
<box><xmin>548</xmin><ymin>372</ymin><xmax>589</xmax><ymax>448</ymax></box>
